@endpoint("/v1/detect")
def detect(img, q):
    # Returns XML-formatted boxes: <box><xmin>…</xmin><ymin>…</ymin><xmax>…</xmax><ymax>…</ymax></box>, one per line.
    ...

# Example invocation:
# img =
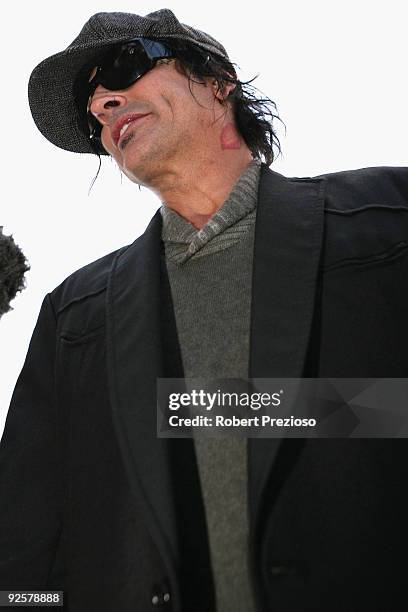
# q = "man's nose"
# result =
<box><xmin>88</xmin><ymin>88</ymin><xmax>128</xmax><ymax>126</ymax></box>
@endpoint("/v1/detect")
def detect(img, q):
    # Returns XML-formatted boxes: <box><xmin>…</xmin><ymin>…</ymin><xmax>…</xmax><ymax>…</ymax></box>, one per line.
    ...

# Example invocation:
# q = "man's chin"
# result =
<box><xmin>121</xmin><ymin>159</ymin><xmax>151</xmax><ymax>186</ymax></box>
<box><xmin>119</xmin><ymin>143</ymin><xmax>146</xmax><ymax>181</ymax></box>
<box><xmin>121</xmin><ymin>147</ymin><xmax>164</xmax><ymax>187</ymax></box>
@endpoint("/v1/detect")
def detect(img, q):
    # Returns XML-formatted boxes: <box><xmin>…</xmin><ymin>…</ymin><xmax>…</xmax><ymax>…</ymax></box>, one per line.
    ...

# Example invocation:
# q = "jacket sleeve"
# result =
<box><xmin>0</xmin><ymin>293</ymin><xmax>63</xmax><ymax>589</ymax></box>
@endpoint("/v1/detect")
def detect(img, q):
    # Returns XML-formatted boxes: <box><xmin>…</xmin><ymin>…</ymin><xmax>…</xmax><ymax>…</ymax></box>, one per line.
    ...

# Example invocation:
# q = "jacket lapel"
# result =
<box><xmin>248</xmin><ymin>165</ymin><xmax>326</xmax><ymax>528</ymax></box>
<box><xmin>106</xmin><ymin>212</ymin><xmax>180</xmax><ymax>589</ymax></box>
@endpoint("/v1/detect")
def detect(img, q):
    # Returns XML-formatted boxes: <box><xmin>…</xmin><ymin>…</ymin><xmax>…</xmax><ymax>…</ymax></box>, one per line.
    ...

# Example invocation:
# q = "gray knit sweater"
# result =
<box><xmin>160</xmin><ymin>159</ymin><xmax>261</xmax><ymax>612</ymax></box>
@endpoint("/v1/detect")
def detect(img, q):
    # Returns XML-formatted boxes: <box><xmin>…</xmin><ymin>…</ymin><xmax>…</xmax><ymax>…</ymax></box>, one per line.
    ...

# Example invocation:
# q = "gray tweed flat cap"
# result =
<box><xmin>28</xmin><ymin>8</ymin><xmax>229</xmax><ymax>155</ymax></box>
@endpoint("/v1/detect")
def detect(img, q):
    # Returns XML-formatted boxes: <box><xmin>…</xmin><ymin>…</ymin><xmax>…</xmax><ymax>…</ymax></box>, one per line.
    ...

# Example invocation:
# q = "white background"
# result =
<box><xmin>1</xmin><ymin>0</ymin><xmax>407</xmax><ymax>433</ymax></box>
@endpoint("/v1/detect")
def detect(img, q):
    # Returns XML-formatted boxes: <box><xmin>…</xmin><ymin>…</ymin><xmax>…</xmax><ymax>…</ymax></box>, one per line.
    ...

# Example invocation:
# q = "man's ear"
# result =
<box><xmin>212</xmin><ymin>78</ymin><xmax>236</xmax><ymax>102</ymax></box>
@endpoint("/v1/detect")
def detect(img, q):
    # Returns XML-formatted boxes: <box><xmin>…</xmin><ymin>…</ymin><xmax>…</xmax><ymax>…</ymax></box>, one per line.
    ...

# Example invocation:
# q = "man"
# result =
<box><xmin>1</xmin><ymin>8</ymin><xmax>408</xmax><ymax>612</ymax></box>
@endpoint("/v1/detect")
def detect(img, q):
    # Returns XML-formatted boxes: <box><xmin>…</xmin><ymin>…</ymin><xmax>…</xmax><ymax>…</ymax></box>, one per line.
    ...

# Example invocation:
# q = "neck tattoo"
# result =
<box><xmin>220</xmin><ymin>123</ymin><xmax>241</xmax><ymax>150</ymax></box>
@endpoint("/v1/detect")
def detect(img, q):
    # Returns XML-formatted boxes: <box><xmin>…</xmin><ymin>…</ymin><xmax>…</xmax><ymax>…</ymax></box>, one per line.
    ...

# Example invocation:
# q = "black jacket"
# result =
<box><xmin>1</xmin><ymin>164</ymin><xmax>408</xmax><ymax>612</ymax></box>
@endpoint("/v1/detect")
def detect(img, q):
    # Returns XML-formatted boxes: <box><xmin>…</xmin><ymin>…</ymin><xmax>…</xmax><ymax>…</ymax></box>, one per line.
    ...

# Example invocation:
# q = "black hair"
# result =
<box><xmin>166</xmin><ymin>38</ymin><xmax>284</xmax><ymax>166</ymax></box>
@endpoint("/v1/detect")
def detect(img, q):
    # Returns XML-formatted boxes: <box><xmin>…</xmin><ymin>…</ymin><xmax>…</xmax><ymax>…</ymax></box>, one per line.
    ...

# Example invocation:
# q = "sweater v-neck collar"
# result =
<box><xmin>160</xmin><ymin>159</ymin><xmax>261</xmax><ymax>262</ymax></box>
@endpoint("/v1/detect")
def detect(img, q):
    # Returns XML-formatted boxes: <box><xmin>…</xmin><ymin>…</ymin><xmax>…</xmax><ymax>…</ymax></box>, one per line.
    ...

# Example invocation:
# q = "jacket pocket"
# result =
<box><xmin>323</xmin><ymin>240</ymin><xmax>408</xmax><ymax>273</ymax></box>
<box><xmin>59</xmin><ymin>324</ymin><xmax>105</xmax><ymax>346</ymax></box>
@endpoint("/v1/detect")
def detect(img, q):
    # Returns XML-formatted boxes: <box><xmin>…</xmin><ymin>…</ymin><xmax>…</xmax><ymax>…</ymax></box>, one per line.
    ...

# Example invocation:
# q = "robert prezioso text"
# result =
<box><xmin>168</xmin><ymin>415</ymin><xmax>317</xmax><ymax>428</ymax></box>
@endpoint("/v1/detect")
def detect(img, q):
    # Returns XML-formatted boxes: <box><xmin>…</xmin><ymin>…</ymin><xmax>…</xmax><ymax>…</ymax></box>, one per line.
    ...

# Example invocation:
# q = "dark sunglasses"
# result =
<box><xmin>74</xmin><ymin>37</ymin><xmax>174</xmax><ymax>154</ymax></box>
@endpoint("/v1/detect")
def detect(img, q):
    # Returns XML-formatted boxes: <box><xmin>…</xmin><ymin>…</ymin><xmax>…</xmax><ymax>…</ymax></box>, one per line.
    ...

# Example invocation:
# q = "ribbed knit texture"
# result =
<box><xmin>160</xmin><ymin>159</ymin><xmax>261</xmax><ymax>612</ymax></box>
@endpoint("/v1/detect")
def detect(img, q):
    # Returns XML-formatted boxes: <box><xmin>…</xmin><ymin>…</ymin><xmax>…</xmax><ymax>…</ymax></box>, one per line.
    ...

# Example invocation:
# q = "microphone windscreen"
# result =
<box><xmin>0</xmin><ymin>227</ymin><xmax>30</xmax><ymax>319</ymax></box>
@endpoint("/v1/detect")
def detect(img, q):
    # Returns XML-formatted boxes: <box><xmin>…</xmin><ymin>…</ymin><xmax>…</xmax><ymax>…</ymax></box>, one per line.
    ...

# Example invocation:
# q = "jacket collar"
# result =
<box><xmin>106</xmin><ymin>163</ymin><xmax>326</xmax><ymax>584</ymax></box>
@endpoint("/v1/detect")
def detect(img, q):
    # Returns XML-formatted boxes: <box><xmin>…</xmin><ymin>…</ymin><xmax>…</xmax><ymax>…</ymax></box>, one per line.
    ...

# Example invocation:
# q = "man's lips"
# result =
<box><xmin>111</xmin><ymin>113</ymin><xmax>151</xmax><ymax>147</ymax></box>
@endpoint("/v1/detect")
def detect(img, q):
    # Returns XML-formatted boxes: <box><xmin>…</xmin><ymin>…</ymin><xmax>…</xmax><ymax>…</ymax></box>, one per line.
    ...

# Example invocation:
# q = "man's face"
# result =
<box><xmin>88</xmin><ymin>59</ymin><xmax>228</xmax><ymax>186</ymax></box>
